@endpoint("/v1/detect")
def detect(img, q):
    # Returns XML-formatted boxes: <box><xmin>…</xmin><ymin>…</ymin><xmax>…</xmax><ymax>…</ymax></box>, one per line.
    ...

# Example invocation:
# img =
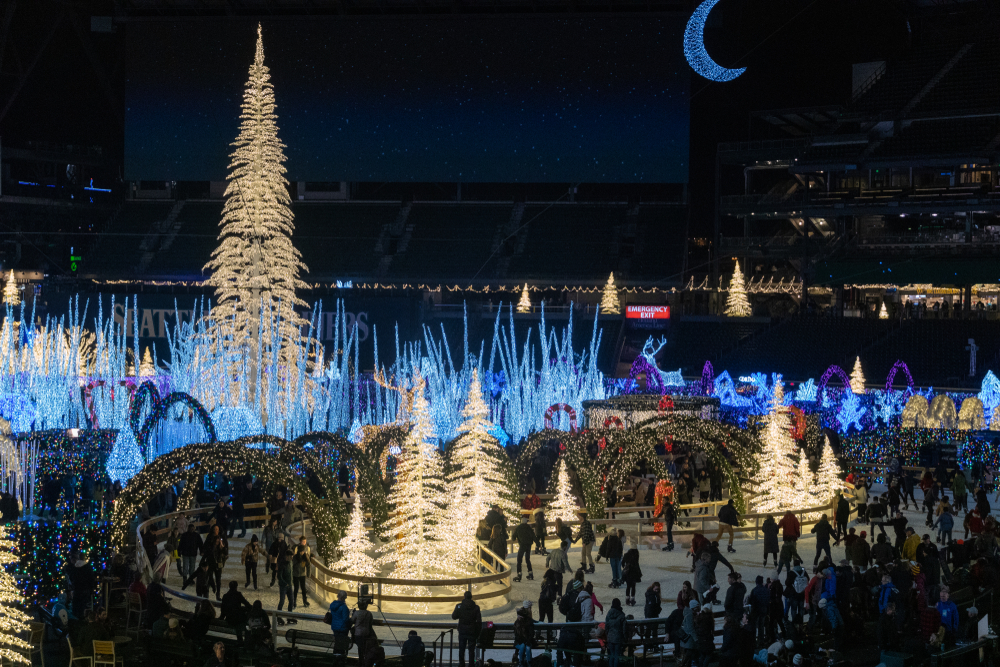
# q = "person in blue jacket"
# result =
<box><xmin>877</xmin><ymin>573</ymin><xmax>898</xmax><ymax>614</ymax></box>
<box><xmin>936</xmin><ymin>586</ymin><xmax>959</xmax><ymax>642</ymax></box>
<box><xmin>329</xmin><ymin>590</ymin><xmax>351</xmax><ymax>656</ymax></box>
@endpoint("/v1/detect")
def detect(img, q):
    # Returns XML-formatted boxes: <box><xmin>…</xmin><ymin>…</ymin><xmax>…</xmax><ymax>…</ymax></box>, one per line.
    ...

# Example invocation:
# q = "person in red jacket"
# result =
<box><xmin>778</xmin><ymin>511</ymin><xmax>801</xmax><ymax>542</ymax></box>
<box><xmin>522</xmin><ymin>493</ymin><xmax>542</xmax><ymax>511</ymax></box>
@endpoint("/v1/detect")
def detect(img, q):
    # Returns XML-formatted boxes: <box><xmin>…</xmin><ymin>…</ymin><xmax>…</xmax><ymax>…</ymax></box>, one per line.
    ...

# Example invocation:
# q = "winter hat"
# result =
<box><xmin>169</xmin><ymin>618</ymin><xmax>179</xmax><ymax>629</ymax></box>
<box><xmin>793</xmin><ymin>655</ymin><xmax>803</xmax><ymax>666</ymax></box>
<box><xmin>523</xmin><ymin>600</ymin><xmax>533</xmax><ymax>609</ymax></box>
<box><xmin>968</xmin><ymin>606</ymin><xmax>979</xmax><ymax>616</ymax></box>
<box><xmin>689</xmin><ymin>599</ymin><xmax>700</xmax><ymax>609</ymax></box>
<box><xmin>818</xmin><ymin>598</ymin><xmax>828</xmax><ymax>609</ymax></box>
<box><xmin>250</xmin><ymin>535</ymin><xmax>258</xmax><ymax>543</ymax></box>
<box><xmin>784</xmin><ymin>640</ymin><xmax>794</xmax><ymax>650</ymax></box>
<box><xmin>860</xmin><ymin>531</ymin><xmax>867</xmax><ymax>538</ymax></box>
<box><xmin>910</xmin><ymin>562</ymin><xmax>921</xmax><ymax>575</ymax></box>
<box><xmin>755</xmin><ymin>575</ymin><xmax>764</xmax><ymax>585</ymax></box>
<box><xmin>572</xmin><ymin>580</ymin><xmax>584</xmax><ymax>591</ymax></box>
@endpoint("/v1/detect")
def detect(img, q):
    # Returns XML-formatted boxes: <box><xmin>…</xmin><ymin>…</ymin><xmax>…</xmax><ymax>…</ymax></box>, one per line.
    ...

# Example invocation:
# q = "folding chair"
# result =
<box><xmin>124</xmin><ymin>593</ymin><xmax>145</xmax><ymax>636</ymax></box>
<box><xmin>92</xmin><ymin>640</ymin><xmax>123</xmax><ymax>667</ymax></box>
<box><xmin>28</xmin><ymin>621</ymin><xmax>44</xmax><ymax>667</ymax></box>
<box><xmin>66</xmin><ymin>637</ymin><xmax>92</xmax><ymax>667</ymax></box>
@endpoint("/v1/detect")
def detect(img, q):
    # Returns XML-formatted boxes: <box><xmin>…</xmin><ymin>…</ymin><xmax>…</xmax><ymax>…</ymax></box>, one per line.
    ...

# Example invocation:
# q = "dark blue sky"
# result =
<box><xmin>125</xmin><ymin>17</ymin><xmax>690</xmax><ymax>183</ymax></box>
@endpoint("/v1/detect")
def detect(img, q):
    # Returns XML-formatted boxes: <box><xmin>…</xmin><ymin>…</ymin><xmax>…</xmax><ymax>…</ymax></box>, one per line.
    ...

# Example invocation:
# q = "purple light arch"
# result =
<box><xmin>885</xmin><ymin>360</ymin><xmax>914</xmax><ymax>391</ymax></box>
<box><xmin>817</xmin><ymin>364</ymin><xmax>851</xmax><ymax>392</ymax></box>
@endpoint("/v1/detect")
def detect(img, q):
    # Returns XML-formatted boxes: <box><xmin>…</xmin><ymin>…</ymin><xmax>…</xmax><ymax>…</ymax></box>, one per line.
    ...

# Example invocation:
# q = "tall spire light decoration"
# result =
<box><xmin>204</xmin><ymin>24</ymin><xmax>309</xmax><ymax>369</ymax></box>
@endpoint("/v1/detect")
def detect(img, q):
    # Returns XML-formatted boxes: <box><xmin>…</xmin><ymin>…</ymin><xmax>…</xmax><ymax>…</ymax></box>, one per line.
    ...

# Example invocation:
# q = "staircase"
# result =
<box><xmin>135</xmin><ymin>201</ymin><xmax>186</xmax><ymax>275</ymax></box>
<box><xmin>900</xmin><ymin>43</ymin><xmax>974</xmax><ymax>117</ymax></box>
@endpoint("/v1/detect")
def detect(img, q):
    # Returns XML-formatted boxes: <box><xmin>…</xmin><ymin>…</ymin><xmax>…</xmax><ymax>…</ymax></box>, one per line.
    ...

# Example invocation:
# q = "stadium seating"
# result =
<box><xmin>388</xmin><ymin>204</ymin><xmax>509</xmax><ymax>280</ymax></box>
<box><xmin>507</xmin><ymin>204</ymin><xmax>623</xmax><ymax>280</ymax></box>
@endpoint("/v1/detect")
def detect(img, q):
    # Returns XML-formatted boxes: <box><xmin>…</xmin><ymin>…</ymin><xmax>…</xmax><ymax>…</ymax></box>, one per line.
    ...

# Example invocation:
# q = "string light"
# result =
<box><xmin>814</xmin><ymin>439</ymin><xmax>843</xmax><ymax>505</ymax></box>
<box><xmin>546</xmin><ymin>459</ymin><xmax>579</xmax><ymax>524</ymax></box>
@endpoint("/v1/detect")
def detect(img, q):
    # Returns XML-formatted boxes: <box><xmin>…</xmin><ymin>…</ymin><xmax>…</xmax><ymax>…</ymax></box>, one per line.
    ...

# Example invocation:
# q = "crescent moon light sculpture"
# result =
<box><xmin>684</xmin><ymin>0</ymin><xmax>746</xmax><ymax>82</ymax></box>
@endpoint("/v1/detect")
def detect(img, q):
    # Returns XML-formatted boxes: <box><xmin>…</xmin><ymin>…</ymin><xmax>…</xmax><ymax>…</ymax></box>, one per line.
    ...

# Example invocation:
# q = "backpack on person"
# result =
<box><xmin>793</xmin><ymin>572</ymin><xmax>808</xmax><ymax>595</ymax></box>
<box><xmin>558</xmin><ymin>592</ymin><xmax>583</xmax><ymax>622</ymax></box>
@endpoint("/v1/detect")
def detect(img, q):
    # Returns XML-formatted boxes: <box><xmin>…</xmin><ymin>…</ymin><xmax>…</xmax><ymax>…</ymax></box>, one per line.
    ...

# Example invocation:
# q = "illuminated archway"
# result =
<box><xmin>137</xmin><ymin>391</ymin><xmax>217</xmax><ymax>461</ymax></box>
<box><xmin>885</xmin><ymin>360</ymin><xmax>914</xmax><ymax>391</ymax></box>
<box><xmin>818</xmin><ymin>365</ymin><xmax>851</xmax><ymax>393</ymax></box>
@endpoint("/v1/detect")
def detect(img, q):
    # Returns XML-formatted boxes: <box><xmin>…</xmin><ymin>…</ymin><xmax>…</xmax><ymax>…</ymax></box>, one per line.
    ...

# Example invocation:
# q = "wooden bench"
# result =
<box><xmin>283</xmin><ymin>629</ymin><xmax>399</xmax><ymax>666</ymax></box>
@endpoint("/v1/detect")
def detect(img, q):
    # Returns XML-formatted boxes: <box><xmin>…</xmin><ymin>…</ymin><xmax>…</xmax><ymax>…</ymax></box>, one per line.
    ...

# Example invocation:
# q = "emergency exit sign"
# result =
<box><xmin>626</xmin><ymin>305</ymin><xmax>670</xmax><ymax>319</ymax></box>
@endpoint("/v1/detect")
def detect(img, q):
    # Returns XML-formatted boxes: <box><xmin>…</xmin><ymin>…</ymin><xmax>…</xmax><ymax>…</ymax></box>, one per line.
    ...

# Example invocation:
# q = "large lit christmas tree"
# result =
<box><xmin>0</xmin><ymin>532</ymin><xmax>32</xmax><ymax>664</ymax></box>
<box><xmin>600</xmin><ymin>273</ymin><xmax>621</xmax><ymax>315</ymax></box>
<box><xmin>814</xmin><ymin>440</ymin><xmax>842</xmax><ymax>506</ymax></box>
<box><xmin>724</xmin><ymin>261</ymin><xmax>752</xmax><ymax>317</ymax></box>
<box><xmin>517</xmin><ymin>284</ymin><xmax>531</xmax><ymax>314</ymax></box>
<box><xmin>547</xmin><ymin>459</ymin><xmax>579</xmax><ymax>524</ymax></box>
<box><xmin>752</xmin><ymin>381</ymin><xmax>799</xmax><ymax>513</ymax></box>
<box><xmin>335</xmin><ymin>492</ymin><xmax>378</xmax><ymax>578</ymax></box>
<box><xmin>379</xmin><ymin>378</ymin><xmax>449</xmax><ymax>578</ymax></box>
<box><xmin>850</xmin><ymin>357</ymin><xmax>866</xmax><ymax>394</ymax></box>
<box><xmin>204</xmin><ymin>24</ymin><xmax>309</xmax><ymax>366</ymax></box>
<box><xmin>1</xmin><ymin>272</ymin><xmax>18</xmax><ymax>307</ymax></box>
<box><xmin>447</xmin><ymin>370</ymin><xmax>518</xmax><ymax>522</ymax></box>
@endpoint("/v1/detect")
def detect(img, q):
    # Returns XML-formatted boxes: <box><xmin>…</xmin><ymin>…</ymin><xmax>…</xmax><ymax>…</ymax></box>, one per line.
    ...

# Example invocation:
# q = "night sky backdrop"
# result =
<box><xmin>125</xmin><ymin>17</ymin><xmax>690</xmax><ymax>183</ymax></box>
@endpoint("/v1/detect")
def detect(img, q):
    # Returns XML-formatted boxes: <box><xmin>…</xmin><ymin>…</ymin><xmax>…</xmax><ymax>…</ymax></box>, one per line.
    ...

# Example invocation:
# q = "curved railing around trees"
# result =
<box><xmin>291</xmin><ymin>518</ymin><xmax>512</xmax><ymax>610</ymax></box>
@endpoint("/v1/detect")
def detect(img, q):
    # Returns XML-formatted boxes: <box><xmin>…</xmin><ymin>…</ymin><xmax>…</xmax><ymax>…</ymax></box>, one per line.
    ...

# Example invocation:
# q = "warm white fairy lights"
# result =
<box><xmin>516</xmin><ymin>284</ymin><xmax>532</xmax><ymax>313</ymax></box>
<box><xmin>1</xmin><ymin>273</ymin><xmax>18</xmax><ymax>308</ymax></box>
<box><xmin>724</xmin><ymin>261</ymin><xmax>752</xmax><ymax>317</ymax></box>
<box><xmin>600</xmin><ymin>272</ymin><xmax>620</xmax><ymax>315</ymax></box>
<box><xmin>751</xmin><ymin>382</ymin><xmax>801</xmax><ymax>514</ymax></box>
<box><xmin>0</xmin><ymin>534</ymin><xmax>33</xmax><ymax>664</ymax></box>
<box><xmin>204</xmin><ymin>24</ymin><xmax>309</xmax><ymax>370</ymax></box>
<box><xmin>850</xmin><ymin>356</ymin><xmax>866</xmax><ymax>394</ymax></box>
<box><xmin>335</xmin><ymin>488</ymin><xmax>378</xmax><ymax>579</ymax></box>
<box><xmin>546</xmin><ymin>459</ymin><xmax>579</xmax><ymax>524</ymax></box>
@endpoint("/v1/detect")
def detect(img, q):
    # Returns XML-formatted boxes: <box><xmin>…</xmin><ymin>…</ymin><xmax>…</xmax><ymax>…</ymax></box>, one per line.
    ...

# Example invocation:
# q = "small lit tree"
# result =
<box><xmin>792</xmin><ymin>451</ymin><xmax>815</xmax><ymax>508</ymax></box>
<box><xmin>335</xmin><ymin>492</ymin><xmax>378</xmax><ymax>578</ymax></box>
<box><xmin>517</xmin><ymin>284</ymin><xmax>532</xmax><ymax>314</ymax></box>
<box><xmin>547</xmin><ymin>459</ymin><xmax>579</xmax><ymax>524</ymax></box>
<box><xmin>600</xmin><ymin>273</ymin><xmax>621</xmax><ymax>315</ymax></box>
<box><xmin>878</xmin><ymin>302</ymin><xmax>888</xmax><ymax>319</ymax></box>
<box><xmin>725</xmin><ymin>261</ymin><xmax>752</xmax><ymax>317</ymax></box>
<box><xmin>850</xmin><ymin>356</ymin><xmax>866</xmax><ymax>394</ymax></box>
<box><xmin>139</xmin><ymin>347</ymin><xmax>156</xmax><ymax>377</ymax></box>
<box><xmin>1</xmin><ymin>272</ymin><xmax>18</xmax><ymax>307</ymax></box>
<box><xmin>814</xmin><ymin>441</ymin><xmax>842</xmax><ymax>506</ymax></box>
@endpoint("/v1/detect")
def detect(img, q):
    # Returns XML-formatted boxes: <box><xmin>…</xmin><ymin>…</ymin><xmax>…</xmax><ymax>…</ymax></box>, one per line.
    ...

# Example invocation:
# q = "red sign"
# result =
<box><xmin>626</xmin><ymin>305</ymin><xmax>670</xmax><ymax>320</ymax></box>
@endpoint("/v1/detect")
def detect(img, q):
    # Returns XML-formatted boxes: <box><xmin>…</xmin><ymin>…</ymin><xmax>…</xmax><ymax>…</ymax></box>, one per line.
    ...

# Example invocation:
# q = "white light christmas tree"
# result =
<box><xmin>547</xmin><ymin>459</ymin><xmax>579</xmax><ymax>524</ymax></box>
<box><xmin>1</xmin><ymin>272</ymin><xmax>18</xmax><ymax>307</ymax></box>
<box><xmin>600</xmin><ymin>273</ymin><xmax>621</xmax><ymax>315</ymax></box>
<box><xmin>724</xmin><ymin>260</ymin><xmax>752</xmax><ymax>317</ymax></box>
<box><xmin>378</xmin><ymin>377</ymin><xmax>449</xmax><ymax>578</ymax></box>
<box><xmin>517</xmin><ymin>284</ymin><xmax>531</xmax><ymax>314</ymax></box>
<box><xmin>0</xmin><ymin>533</ymin><xmax>32</xmax><ymax>664</ymax></box>
<box><xmin>335</xmin><ymin>492</ymin><xmax>378</xmax><ymax>578</ymax></box>
<box><xmin>814</xmin><ymin>440</ymin><xmax>842</xmax><ymax>506</ymax></box>
<box><xmin>878</xmin><ymin>302</ymin><xmax>888</xmax><ymax>319</ymax></box>
<box><xmin>850</xmin><ymin>356</ymin><xmax>866</xmax><ymax>394</ymax></box>
<box><xmin>793</xmin><ymin>451</ymin><xmax>816</xmax><ymax>508</ymax></box>
<box><xmin>751</xmin><ymin>381</ymin><xmax>800</xmax><ymax>513</ymax></box>
<box><xmin>204</xmin><ymin>24</ymin><xmax>309</xmax><ymax>368</ymax></box>
<box><xmin>446</xmin><ymin>370</ymin><xmax>518</xmax><ymax>525</ymax></box>
<box><xmin>139</xmin><ymin>347</ymin><xmax>155</xmax><ymax>377</ymax></box>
